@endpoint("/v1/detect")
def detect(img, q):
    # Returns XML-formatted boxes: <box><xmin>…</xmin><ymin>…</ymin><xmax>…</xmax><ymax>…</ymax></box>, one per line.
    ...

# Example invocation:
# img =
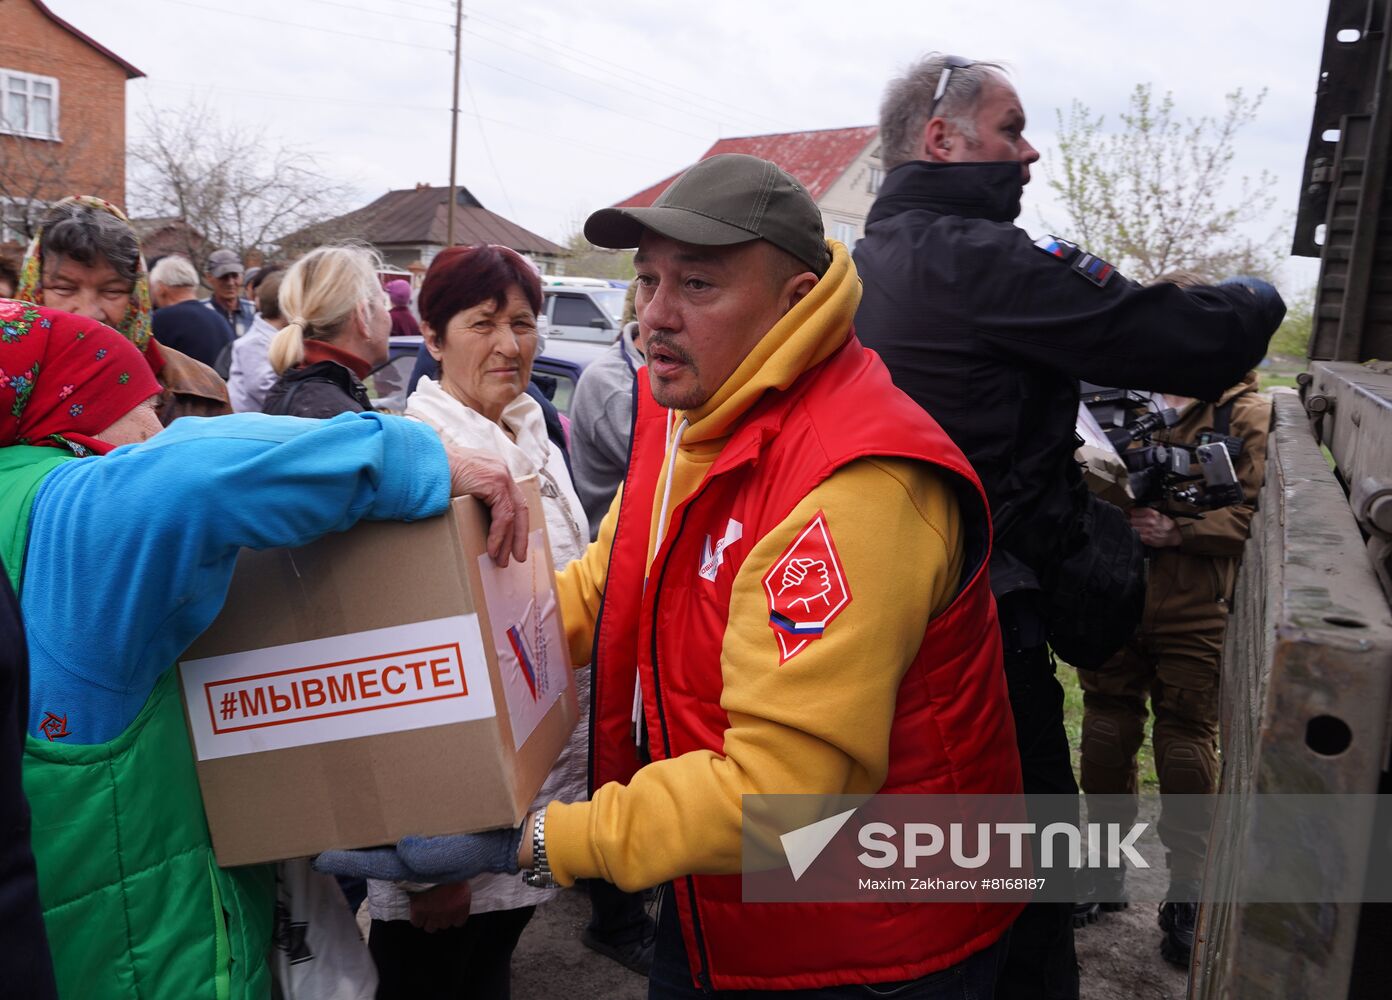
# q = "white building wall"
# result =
<box><xmin>817</xmin><ymin>139</ymin><xmax>884</xmax><ymax>251</ymax></box>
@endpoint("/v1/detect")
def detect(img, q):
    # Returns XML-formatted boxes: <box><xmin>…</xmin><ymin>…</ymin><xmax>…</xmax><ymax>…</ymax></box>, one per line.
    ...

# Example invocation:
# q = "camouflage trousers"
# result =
<box><xmin>1076</xmin><ymin>553</ymin><xmax>1231</xmax><ymax>887</ymax></box>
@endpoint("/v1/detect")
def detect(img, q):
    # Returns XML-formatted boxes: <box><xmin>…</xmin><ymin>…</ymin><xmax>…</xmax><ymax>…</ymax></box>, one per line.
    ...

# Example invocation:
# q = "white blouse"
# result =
<box><xmin>365</xmin><ymin>376</ymin><xmax>591</xmax><ymax>920</ymax></box>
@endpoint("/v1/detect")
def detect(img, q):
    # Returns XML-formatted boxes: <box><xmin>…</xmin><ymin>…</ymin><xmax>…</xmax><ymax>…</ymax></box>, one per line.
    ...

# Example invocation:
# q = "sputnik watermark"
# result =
<box><xmin>853</xmin><ymin>820</ymin><xmax>1148</xmax><ymax>874</ymax></box>
<box><xmin>742</xmin><ymin>793</ymin><xmax>1392</xmax><ymax>904</ymax></box>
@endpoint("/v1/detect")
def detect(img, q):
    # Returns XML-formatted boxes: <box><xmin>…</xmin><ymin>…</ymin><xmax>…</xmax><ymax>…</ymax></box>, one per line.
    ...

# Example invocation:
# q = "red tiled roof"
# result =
<box><xmin>31</xmin><ymin>0</ymin><xmax>144</xmax><ymax>79</ymax></box>
<box><xmin>615</xmin><ymin>126</ymin><xmax>878</xmax><ymax>208</ymax></box>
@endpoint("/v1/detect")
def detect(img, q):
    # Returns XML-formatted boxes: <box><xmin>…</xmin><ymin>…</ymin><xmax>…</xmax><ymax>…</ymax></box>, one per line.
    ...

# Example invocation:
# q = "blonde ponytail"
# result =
<box><xmin>271</xmin><ymin>242</ymin><xmax>384</xmax><ymax>374</ymax></box>
<box><xmin>268</xmin><ymin>319</ymin><xmax>307</xmax><ymax>374</ymax></box>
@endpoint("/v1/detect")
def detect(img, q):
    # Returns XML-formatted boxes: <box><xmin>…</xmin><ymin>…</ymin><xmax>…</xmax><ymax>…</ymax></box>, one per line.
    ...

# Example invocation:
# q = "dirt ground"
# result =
<box><xmin>1074</xmin><ymin>902</ymin><xmax>1189</xmax><ymax>1000</ymax></box>
<box><xmin>510</xmin><ymin>887</ymin><xmax>647</xmax><ymax>999</ymax></box>
<box><xmin>504</xmin><ymin>885</ymin><xmax>1189</xmax><ymax>1000</ymax></box>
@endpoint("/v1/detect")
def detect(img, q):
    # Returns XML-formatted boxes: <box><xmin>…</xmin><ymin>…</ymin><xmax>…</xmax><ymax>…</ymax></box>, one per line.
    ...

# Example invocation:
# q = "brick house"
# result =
<box><xmin>129</xmin><ymin>216</ymin><xmax>209</xmax><ymax>266</ymax></box>
<box><xmin>614</xmin><ymin>127</ymin><xmax>883</xmax><ymax>250</ymax></box>
<box><xmin>0</xmin><ymin>0</ymin><xmax>143</xmax><ymax>254</ymax></box>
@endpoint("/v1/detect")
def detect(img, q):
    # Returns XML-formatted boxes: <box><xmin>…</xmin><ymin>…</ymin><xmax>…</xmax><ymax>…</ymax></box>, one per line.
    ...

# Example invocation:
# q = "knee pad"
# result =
<box><xmin>1080</xmin><ymin>713</ymin><xmax>1146</xmax><ymax>798</ymax></box>
<box><xmin>1155</xmin><ymin>739</ymin><xmax>1217</xmax><ymax>795</ymax></box>
<box><xmin>1081</xmin><ymin>716</ymin><xmax>1128</xmax><ymax>770</ymax></box>
<box><xmin>1081</xmin><ymin>706</ymin><xmax>1144</xmax><ymax>768</ymax></box>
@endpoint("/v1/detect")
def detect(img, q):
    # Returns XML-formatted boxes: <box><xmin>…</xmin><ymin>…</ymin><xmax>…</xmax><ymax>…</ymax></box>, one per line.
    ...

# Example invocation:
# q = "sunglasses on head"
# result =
<box><xmin>929</xmin><ymin>56</ymin><xmax>975</xmax><ymax>121</ymax></box>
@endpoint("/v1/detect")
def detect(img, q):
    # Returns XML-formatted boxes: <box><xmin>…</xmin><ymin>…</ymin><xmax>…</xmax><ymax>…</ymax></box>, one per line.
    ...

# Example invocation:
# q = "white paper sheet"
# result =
<box><xmin>476</xmin><ymin>529</ymin><xmax>570</xmax><ymax>750</ymax></box>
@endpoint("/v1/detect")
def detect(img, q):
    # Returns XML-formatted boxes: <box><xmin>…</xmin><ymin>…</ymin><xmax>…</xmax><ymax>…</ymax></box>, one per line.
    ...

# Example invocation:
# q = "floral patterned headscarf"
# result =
<box><xmin>0</xmin><ymin>299</ymin><xmax>161</xmax><ymax>456</ymax></box>
<box><xmin>15</xmin><ymin>195</ymin><xmax>156</xmax><ymax>357</ymax></box>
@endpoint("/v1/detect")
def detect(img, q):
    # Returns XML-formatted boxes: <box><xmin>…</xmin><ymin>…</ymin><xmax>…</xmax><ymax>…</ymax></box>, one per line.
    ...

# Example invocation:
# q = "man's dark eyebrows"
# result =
<box><xmin>634</xmin><ymin>247</ymin><xmax>735</xmax><ymax>268</ymax></box>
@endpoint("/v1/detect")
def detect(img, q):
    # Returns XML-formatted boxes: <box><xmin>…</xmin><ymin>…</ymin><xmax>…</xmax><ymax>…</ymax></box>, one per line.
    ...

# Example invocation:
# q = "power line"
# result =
<box><xmin>401</xmin><ymin>0</ymin><xmax>787</xmax><ymax>132</ymax></box>
<box><xmin>458</xmin><ymin>5</ymin><xmax>788</xmax><ymax>132</ymax></box>
<box><xmin>456</xmin><ymin>23</ymin><xmax>775</xmax><ymax>135</ymax></box>
<box><xmin>286</xmin><ymin>0</ymin><xmax>453</xmax><ymax>29</ymax></box>
<box><xmin>144</xmin><ymin>77</ymin><xmax>441</xmax><ymax>113</ymax></box>
<box><xmin>141</xmin><ymin>77</ymin><xmax>685</xmax><ymax>169</ymax></box>
<box><xmin>447</xmin><ymin>0</ymin><xmax>462</xmax><ymax>245</ymax></box>
<box><xmin>462</xmin><ymin>50</ymin><xmax>711</xmax><ymax>141</ymax></box>
<box><xmin>374</xmin><ymin>0</ymin><xmax>469</xmax><ymax>14</ymax></box>
<box><xmin>151</xmin><ymin>0</ymin><xmax>452</xmax><ymax>52</ymax></box>
<box><xmin>153</xmin><ymin>0</ymin><xmax>736</xmax><ymax>145</ymax></box>
<box><xmin>459</xmin><ymin>60</ymin><xmax>517</xmax><ymax>218</ymax></box>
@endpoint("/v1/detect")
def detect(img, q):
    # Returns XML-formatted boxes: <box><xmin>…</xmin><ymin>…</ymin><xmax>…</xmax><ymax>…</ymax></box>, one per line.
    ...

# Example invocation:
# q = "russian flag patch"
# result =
<box><xmin>1034</xmin><ymin>235</ymin><xmax>1117</xmax><ymax>287</ymax></box>
<box><xmin>1071</xmin><ymin>252</ymin><xmax>1116</xmax><ymax>287</ymax></box>
<box><xmin>1033</xmin><ymin>235</ymin><xmax>1077</xmax><ymax>261</ymax></box>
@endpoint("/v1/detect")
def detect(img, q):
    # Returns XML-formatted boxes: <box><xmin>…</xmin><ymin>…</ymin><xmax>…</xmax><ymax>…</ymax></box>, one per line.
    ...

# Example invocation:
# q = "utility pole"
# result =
<box><xmin>447</xmin><ymin>0</ymin><xmax>462</xmax><ymax>247</ymax></box>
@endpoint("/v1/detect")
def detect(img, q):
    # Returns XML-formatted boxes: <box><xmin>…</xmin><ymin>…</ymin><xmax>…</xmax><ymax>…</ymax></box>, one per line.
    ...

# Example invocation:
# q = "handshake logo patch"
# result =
<box><xmin>762</xmin><ymin>511</ymin><xmax>852</xmax><ymax>664</ymax></box>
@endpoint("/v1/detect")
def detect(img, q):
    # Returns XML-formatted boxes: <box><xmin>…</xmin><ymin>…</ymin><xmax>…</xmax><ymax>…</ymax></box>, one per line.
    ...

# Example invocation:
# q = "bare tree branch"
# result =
<box><xmin>0</xmin><ymin>127</ymin><xmax>122</xmax><ymax>243</ymax></box>
<box><xmin>1044</xmin><ymin>84</ymin><xmax>1285</xmax><ymax>284</ymax></box>
<box><xmin>127</xmin><ymin>100</ymin><xmax>356</xmax><ymax>268</ymax></box>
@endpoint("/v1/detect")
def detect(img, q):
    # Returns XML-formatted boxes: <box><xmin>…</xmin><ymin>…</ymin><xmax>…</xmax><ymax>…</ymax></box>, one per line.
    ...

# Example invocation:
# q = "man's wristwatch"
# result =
<box><xmin>523</xmin><ymin>808</ymin><xmax>559</xmax><ymax>888</ymax></box>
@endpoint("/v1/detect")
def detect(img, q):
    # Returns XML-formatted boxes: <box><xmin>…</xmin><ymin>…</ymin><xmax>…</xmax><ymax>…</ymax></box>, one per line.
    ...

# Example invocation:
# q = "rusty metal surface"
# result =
<box><xmin>1307</xmin><ymin>361</ymin><xmax>1392</xmax><ymax>601</ymax></box>
<box><xmin>1190</xmin><ymin>392</ymin><xmax>1392</xmax><ymax>999</ymax></box>
<box><xmin>1299</xmin><ymin>0</ymin><xmax>1392</xmax><ymax>362</ymax></box>
<box><xmin>1294</xmin><ymin>0</ymin><xmax>1387</xmax><ymax>256</ymax></box>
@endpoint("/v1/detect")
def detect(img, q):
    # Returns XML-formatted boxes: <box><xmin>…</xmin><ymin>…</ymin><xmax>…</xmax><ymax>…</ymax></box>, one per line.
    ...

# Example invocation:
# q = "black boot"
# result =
<box><xmin>1158</xmin><ymin>900</ymin><xmax>1197</xmax><ymax>968</ymax></box>
<box><xmin>1072</xmin><ymin>867</ymin><xmax>1128</xmax><ymax>928</ymax></box>
<box><xmin>583</xmin><ymin>881</ymin><xmax>656</xmax><ymax>976</ymax></box>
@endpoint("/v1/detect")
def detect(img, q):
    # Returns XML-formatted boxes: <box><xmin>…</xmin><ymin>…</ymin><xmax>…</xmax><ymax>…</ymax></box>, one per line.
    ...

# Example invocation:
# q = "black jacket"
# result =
<box><xmin>151</xmin><ymin>299</ymin><xmax>236</xmax><ymax>370</ymax></box>
<box><xmin>853</xmin><ymin>161</ymin><xmax>1282</xmax><ymax>598</ymax></box>
<box><xmin>261</xmin><ymin>361</ymin><xmax>373</xmax><ymax>418</ymax></box>
<box><xmin>0</xmin><ymin>563</ymin><xmax>57</xmax><ymax>998</ymax></box>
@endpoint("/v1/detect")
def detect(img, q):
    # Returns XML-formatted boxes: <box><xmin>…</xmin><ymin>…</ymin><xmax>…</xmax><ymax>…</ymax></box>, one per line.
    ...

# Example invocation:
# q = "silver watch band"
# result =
<box><xmin>523</xmin><ymin>808</ymin><xmax>559</xmax><ymax>888</ymax></box>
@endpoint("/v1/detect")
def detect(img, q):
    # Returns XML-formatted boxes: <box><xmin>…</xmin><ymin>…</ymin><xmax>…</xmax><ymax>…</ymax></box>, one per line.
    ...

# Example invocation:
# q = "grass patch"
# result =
<box><xmin>1058</xmin><ymin>664</ymin><xmax>1160</xmax><ymax>790</ymax></box>
<box><xmin>1259</xmin><ymin>354</ymin><xmax>1306</xmax><ymax>392</ymax></box>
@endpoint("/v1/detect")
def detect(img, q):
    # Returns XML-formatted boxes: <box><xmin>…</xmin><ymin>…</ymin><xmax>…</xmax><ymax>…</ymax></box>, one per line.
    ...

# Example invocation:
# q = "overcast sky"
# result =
<box><xmin>52</xmin><ymin>0</ymin><xmax>1331</xmax><ymax>286</ymax></box>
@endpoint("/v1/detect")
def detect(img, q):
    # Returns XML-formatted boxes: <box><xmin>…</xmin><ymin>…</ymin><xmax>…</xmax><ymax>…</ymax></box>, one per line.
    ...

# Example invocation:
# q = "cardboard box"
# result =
<box><xmin>179</xmin><ymin>484</ymin><xmax>577</xmax><ymax>867</ymax></box>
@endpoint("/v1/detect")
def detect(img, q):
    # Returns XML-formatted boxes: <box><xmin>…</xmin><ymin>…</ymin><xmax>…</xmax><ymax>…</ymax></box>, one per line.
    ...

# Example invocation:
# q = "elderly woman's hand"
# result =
<box><xmin>408</xmin><ymin>882</ymin><xmax>473</xmax><ymax>933</ymax></box>
<box><xmin>442</xmin><ymin>443</ymin><xmax>530</xmax><ymax>566</ymax></box>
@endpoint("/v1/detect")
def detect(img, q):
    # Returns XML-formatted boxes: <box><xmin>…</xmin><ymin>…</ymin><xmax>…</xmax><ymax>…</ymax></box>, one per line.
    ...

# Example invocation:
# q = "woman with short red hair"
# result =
<box><xmin>364</xmin><ymin>245</ymin><xmax>592</xmax><ymax>1000</ymax></box>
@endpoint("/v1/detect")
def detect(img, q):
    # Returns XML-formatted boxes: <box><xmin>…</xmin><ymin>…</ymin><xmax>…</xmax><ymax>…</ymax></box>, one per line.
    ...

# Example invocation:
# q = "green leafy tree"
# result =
<box><xmin>555</xmin><ymin>222</ymin><xmax>635</xmax><ymax>281</ymax></box>
<box><xmin>1046</xmin><ymin>85</ymin><xmax>1284</xmax><ymax>284</ymax></box>
<box><xmin>1268</xmin><ymin>284</ymin><xmax>1315</xmax><ymax>360</ymax></box>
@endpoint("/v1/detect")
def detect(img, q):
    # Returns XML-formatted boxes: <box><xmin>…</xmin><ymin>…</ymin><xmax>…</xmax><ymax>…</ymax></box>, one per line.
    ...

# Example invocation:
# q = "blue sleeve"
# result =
<box><xmin>21</xmin><ymin>411</ymin><xmax>450</xmax><ymax>740</ymax></box>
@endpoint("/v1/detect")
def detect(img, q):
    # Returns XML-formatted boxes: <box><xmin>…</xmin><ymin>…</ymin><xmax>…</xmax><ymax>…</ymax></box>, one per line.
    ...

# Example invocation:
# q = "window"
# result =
<box><xmin>868</xmin><ymin>165</ymin><xmax>884</xmax><ymax>194</ymax></box>
<box><xmin>1</xmin><ymin>70</ymin><xmax>59</xmax><ymax>140</ymax></box>
<box><xmin>593</xmin><ymin>289</ymin><xmax>626</xmax><ymax>324</ymax></box>
<box><xmin>551</xmin><ymin>293</ymin><xmax>605</xmax><ymax>329</ymax></box>
<box><xmin>831</xmin><ymin>221</ymin><xmax>858</xmax><ymax>251</ymax></box>
<box><xmin>1</xmin><ymin>198</ymin><xmax>42</xmax><ymax>245</ymax></box>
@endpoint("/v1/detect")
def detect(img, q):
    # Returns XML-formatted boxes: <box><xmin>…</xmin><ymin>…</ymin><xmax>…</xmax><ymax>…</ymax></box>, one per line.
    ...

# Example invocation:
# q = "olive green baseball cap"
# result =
<box><xmin>585</xmin><ymin>153</ymin><xmax>831</xmax><ymax>276</ymax></box>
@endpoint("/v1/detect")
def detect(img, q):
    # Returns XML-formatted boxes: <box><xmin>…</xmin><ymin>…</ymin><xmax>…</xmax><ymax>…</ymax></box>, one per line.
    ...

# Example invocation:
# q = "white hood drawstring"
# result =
<box><xmin>653</xmin><ymin>409</ymin><xmax>689</xmax><ymax>559</ymax></box>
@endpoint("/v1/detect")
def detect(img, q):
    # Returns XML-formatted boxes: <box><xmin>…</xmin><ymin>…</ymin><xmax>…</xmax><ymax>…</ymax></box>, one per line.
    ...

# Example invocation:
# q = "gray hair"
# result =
<box><xmin>879</xmin><ymin>54</ymin><xmax>1007</xmax><ymax>172</ymax></box>
<box><xmin>149</xmin><ymin>254</ymin><xmax>199</xmax><ymax>289</ymax></box>
<box><xmin>38</xmin><ymin>201</ymin><xmax>141</xmax><ymax>285</ymax></box>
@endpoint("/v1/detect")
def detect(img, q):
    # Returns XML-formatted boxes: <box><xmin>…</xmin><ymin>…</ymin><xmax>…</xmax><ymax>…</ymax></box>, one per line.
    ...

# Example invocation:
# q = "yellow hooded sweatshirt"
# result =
<box><xmin>546</xmin><ymin>242</ymin><xmax>965</xmax><ymax>890</ymax></box>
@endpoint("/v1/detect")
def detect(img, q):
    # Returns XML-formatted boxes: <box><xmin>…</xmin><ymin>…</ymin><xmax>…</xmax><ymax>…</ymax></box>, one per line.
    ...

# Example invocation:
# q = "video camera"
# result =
<box><xmin>1080</xmin><ymin>386</ymin><xmax>1244</xmax><ymax>514</ymax></box>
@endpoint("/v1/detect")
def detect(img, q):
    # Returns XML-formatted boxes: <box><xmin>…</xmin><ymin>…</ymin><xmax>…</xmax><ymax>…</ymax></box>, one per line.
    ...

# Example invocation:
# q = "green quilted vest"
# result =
<box><xmin>4</xmin><ymin>445</ymin><xmax>275</xmax><ymax>999</ymax></box>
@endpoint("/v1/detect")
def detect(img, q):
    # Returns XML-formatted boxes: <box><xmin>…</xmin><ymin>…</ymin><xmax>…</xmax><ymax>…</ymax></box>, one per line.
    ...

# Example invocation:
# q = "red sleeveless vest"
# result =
<box><xmin>588</xmin><ymin>335</ymin><xmax>1024</xmax><ymax>990</ymax></box>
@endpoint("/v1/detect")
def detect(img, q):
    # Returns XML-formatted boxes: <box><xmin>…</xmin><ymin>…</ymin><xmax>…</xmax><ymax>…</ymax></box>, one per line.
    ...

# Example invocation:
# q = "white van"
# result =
<box><xmin>542</xmin><ymin>282</ymin><xmax>627</xmax><ymax>348</ymax></box>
